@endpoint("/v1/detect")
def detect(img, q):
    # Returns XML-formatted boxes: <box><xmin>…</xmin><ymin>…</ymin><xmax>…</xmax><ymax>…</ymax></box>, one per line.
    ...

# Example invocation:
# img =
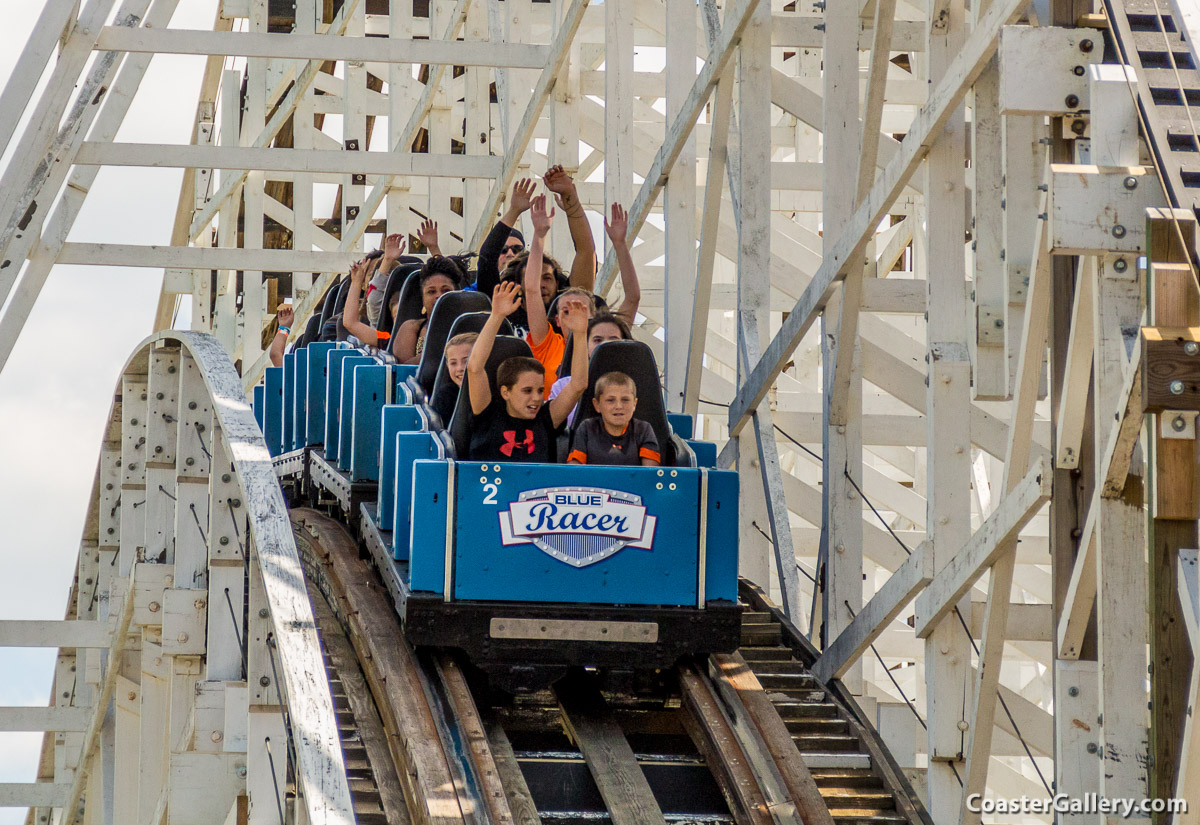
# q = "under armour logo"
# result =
<box><xmin>500</xmin><ymin>429</ymin><xmax>535</xmax><ymax>457</ymax></box>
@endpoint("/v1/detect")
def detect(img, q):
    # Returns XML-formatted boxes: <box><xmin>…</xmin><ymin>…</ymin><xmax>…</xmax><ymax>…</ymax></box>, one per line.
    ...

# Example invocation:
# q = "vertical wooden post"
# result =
<box><xmin>1147</xmin><ymin>209</ymin><xmax>1198</xmax><ymax>821</ymax></box>
<box><xmin>214</xmin><ymin>69</ymin><xmax>242</xmax><ymax>355</ymax></box>
<box><xmin>664</xmin><ymin>0</ymin><xmax>697</xmax><ymax>411</ymax></box>
<box><xmin>922</xmin><ymin>1</ymin><xmax>972</xmax><ymax>820</ymax></box>
<box><xmin>387</xmin><ymin>0</ymin><xmax>413</xmax><ymax>247</ymax></box>
<box><xmin>820</xmin><ymin>0</ymin><xmax>864</xmax><ymax>693</ymax></box>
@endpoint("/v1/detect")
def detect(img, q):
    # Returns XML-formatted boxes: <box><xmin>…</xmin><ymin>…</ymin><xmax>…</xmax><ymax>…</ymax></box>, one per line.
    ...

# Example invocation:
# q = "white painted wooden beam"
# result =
<box><xmin>0</xmin><ymin>0</ymin><xmax>80</xmax><ymax>161</ymax></box>
<box><xmin>0</xmin><ymin>621</ymin><xmax>113</xmax><ymax>649</ymax></box>
<box><xmin>814</xmin><ymin>547</ymin><xmax>930</xmax><ymax>683</ymax></box>
<box><xmin>726</xmin><ymin>0</ymin><xmax>1031</xmax><ymax>436</ymax></box>
<box><xmin>1054</xmin><ymin>256</ymin><xmax>1096</xmax><ymax>468</ymax></box>
<box><xmin>0</xmin><ymin>706</ymin><xmax>92</xmax><ymax>732</ymax></box>
<box><xmin>913</xmin><ymin>458</ymin><xmax>1052</xmax><ymax>637</ymax></box>
<box><xmin>76</xmin><ymin>142</ymin><xmax>502</xmax><ymax>178</ymax></box>
<box><xmin>0</xmin><ymin>783</ymin><xmax>71</xmax><ymax>808</ymax></box>
<box><xmin>1175</xmin><ymin>548</ymin><xmax>1200</xmax><ymax>825</ymax></box>
<box><xmin>1055</xmin><ymin>501</ymin><xmax>1097</xmax><ymax>660</ymax></box>
<box><xmin>57</xmin><ymin>243</ymin><xmax>350</xmax><ymax>272</ymax></box>
<box><xmin>594</xmin><ymin>0</ymin><xmax>763</xmax><ymax>295</ymax></box>
<box><xmin>94</xmin><ymin>26</ymin><xmax>548</xmax><ymax>67</ymax></box>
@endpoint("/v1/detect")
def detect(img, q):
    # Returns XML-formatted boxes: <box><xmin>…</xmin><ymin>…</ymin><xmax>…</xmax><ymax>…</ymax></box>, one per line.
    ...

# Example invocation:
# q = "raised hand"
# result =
<box><xmin>530</xmin><ymin>194</ymin><xmax>556</xmax><ymax>237</ymax></box>
<box><xmin>276</xmin><ymin>304</ymin><xmax>295</xmax><ymax>328</ymax></box>
<box><xmin>559</xmin><ymin>297</ymin><xmax>590</xmax><ymax>334</ymax></box>
<box><xmin>510</xmin><ymin>178</ymin><xmax>536</xmax><ymax>214</ymax></box>
<box><xmin>350</xmin><ymin>258</ymin><xmax>370</xmax><ymax>283</ymax></box>
<box><xmin>604</xmin><ymin>202</ymin><xmax>629</xmax><ymax>245</ymax></box>
<box><xmin>492</xmin><ymin>280</ymin><xmax>523</xmax><ymax>317</ymax></box>
<box><xmin>543</xmin><ymin>164</ymin><xmax>575</xmax><ymax>196</ymax></box>
<box><xmin>383</xmin><ymin>232</ymin><xmax>406</xmax><ymax>260</ymax></box>
<box><xmin>416</xmin><ymin>220</ymin><xmax>439</xmax><ymax>254</ymax></box>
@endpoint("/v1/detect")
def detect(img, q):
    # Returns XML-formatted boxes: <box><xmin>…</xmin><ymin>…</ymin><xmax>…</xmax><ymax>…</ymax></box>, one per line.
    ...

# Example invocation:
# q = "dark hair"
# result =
<box><xmin>587</xmin><ymin>312</ymin><xmax>632</xmax><ymax>339</ymax></box>
<box><xmin>499</xmin><ymin>250</ymin><xmax>568</xmax><ymax>292</ymax></box>
<box><xmin>365</xmin><ymin>248</ymin><xmax>384</xmax><ymax>260</ymax></box>
<box><xmin>421</xmin><ymin>255</ymin><xmax>465</xmax><ymax>287</ymax></box>
<box><xmin>497</xmin><ymin>356</ymin><xmax>545</xmax><ymax>390</ymax></box>
<box><xmin>507</xmin><ymin>228</ymin><xmax>525</xmax><ymax>245</ymax></box>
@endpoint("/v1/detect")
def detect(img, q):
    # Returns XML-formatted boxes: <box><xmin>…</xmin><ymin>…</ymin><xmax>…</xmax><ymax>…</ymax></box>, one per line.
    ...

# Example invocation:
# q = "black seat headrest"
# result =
<box><xmin>429</xmin><ymin>312</ymin><xmax>513</xmax><ymax>425</ymax></box>
<box><xmin>395</xmin><ymin>265</ymin><xmax>427</xmax><ymax>327</ymax></box>
<box><xmin>415</xmin><ymin>291</ymin><xmax>492</xmax><ymax>395</ymax></box>
<box><xmin>331</xmin><ymin>280</ymin><xmax>353</xmax><ymax>341</ymax></box>
<box><xmin>446</xmin><ymin>335</ymin><xmax>533</xmax><ymax>458</ymax></box>
<box><xmin>375</xmin><ymin>264</ymin><xmax>414</xmax><ymax>338</ymax></box>
<box><xmin>295</xmin><ymin>312</ymin><xmax>322</xmax><ymax>349</ymax></box>
<box><xmin>557</xmin><ymin>332</ymin><xmax>575</xmax><ymax>380</ymax></box>
<box><xmin>570</xmin><ymin>340</ymin><xmax>678</xmax><ymax>466</ymax></box>
<box><xmin>316</xmin><ymin>276</ymin><xmax>343</xmax><ymax>333</ymax></box>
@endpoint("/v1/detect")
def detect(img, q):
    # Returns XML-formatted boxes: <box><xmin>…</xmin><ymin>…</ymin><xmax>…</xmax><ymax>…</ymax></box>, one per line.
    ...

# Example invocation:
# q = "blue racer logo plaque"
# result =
<box><xmin>498</xmin><ymin>486</ymin><xmax>658</xmax><ymax>567</ymax></box>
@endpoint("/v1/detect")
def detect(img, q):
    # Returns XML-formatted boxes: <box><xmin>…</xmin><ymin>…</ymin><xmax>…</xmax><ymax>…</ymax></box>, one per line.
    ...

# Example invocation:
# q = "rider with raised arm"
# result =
<box><xmin>464</xmin><ymin>282</ymin><xmax>589</xmax><ymax>463</ymax></box>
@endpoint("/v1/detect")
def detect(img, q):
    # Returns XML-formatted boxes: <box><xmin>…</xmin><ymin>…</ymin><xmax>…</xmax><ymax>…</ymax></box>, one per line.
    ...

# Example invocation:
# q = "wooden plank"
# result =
<box><xmin>0</xmin><ymin>706</ymin><xmax>91</xmax><ymax>732</ymax></box>
<box><xmin>0</xmin><ymin>620</ymin><xmax>112</xmax><ymax>649</ymax></box>
<box><xmin>814</xmin><ymin>548</ymin><xmax>930</xmax><ymax>682</ymax></box>
<box><xmin>728</xmin><ymin>0</ymin><xmax>1031</xmax><ymax>434</ymax></box>
<box><xmin>0</xmin><ymin>783</ymin><xmax>71</xmax><ymax>808</ymax></box>
<box><xmin>1142</xmin><ymin>326</ymin><xmax>1200</xmax><ymax>415</ymax></box>
<box><xmin>291</xmin><ymin>508</ymin><xmax>467</xmax><ymax>825</ymax></box>
<box><xmin>483</xmin><ymin>721</ymin><xmax>543</xmax><ymax>825</ymax></box>
<box><xmin>556</xmin><ymin>681</ymin><xmax>666</xmax><ymax>825</ymax></box>
<box><xmin>309</xmin><ymin>578</ymin><xmax>410</xmax><ymax>825</ymax></box>
<box><xmin>76</xmin><ymin>141</ymin><xmax>502</xmax><ymax>177</ymax></box>
<box><xmin>1148</xmin><ymin>210</ymin><xmax>1198</xmax><ymax>819</ymax></box>
<box><xmin>437</xmin><ymin>656</ymin><xmax>514</xmax><ymax>825</ymax></box>
<box><xmin>94</xmin><ymin>26</ymin><xmax>548</xmax><ymax>66</ymax></box>
<box><xmin>678</xmin><ymin>665</ymin><xmax>773</xmax><ymax>825</ymax></box>
<box><xmin>1174</xmin><ymin>549</ymin><xmax>1200</xmax><ymax>825</ymax></box>
<box><xmin>913</xmin><ymin>458</ymin><xmax>1052</xmax><ymax>637</ymax></box>
<box><xmin>710</xmin><ymin>654</ymin><xmax>835</xmax><ymax>825</ymax></box>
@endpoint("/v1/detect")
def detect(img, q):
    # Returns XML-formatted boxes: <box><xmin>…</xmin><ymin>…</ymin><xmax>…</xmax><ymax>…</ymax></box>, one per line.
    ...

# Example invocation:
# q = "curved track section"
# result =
<box><xmin>21</xmin><ymin>331</ymin><xmax>354</xmax><ymax>825</ymax></box>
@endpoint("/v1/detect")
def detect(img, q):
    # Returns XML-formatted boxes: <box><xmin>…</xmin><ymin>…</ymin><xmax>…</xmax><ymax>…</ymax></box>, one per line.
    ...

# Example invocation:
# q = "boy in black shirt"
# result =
<box><xmin>466</xmin><ymin>281</ymin><xmax>589</xmax><ymax>462</ymax></box>
<box><xmin>568</xmin><ymin>372</ymin><xmax>661</xmax><ymax>466</ymax></box>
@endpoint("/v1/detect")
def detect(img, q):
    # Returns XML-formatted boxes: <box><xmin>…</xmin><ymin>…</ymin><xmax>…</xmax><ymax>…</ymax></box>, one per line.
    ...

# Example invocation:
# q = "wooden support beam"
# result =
<box><xmin>814</xmin><ymin>547</ymin><xmax>930</xmax><ymax>683</ymax></box>
<box><xmin>95</xmin><ymin>26</ymin><xmax>549</xmax><ymax>66</ymax></box>
<box><xmin>1055</xmin><ymin>500</ymin><xmax>1097</xmax><ymax>660</ymax></box>
<box><xmin>0</xmin><ymin>783</ymin><xmax>72</xmax><ymax>808</ymax></box>
<box><xmin>728</xmin><ymin>0</ymin><xmax>1030</xmax><ymax>436</ymax></box>
<box><xmin>709</xmin><ymin>654</ymin><xmax>834</xmax><ymax>825</ymax></box>
<box><xmin>57</xmin><ymin>243</ymin><xmax>350</xmax><ymax>272</ymax></box>
<box><xmin>1143</xmin><ymin>325</ymin><xmax>1200</xmax><ymax>415</ymax></box>
<box><xmin>1174</xmin><ymin>548</ymin><xmax>1200</xmax><ymax>825</ymax></box>
<box><xmin>0</xmin><ymin>620</ymin><xmax>112</xmax><ymax>649</ymax></box>
<box><xmin>593</xmin><ymin>0</ymin><xmax>763</xmax><ymax>295</ymax></box>
<box><xmin>914</xmin><ymin>458</ymin><xmax>1052</xmax><ymax>638</ymax></box>
<box><xmin>75</xmin><ymin>142</ymin><xmax>503</xmax><ymax>178</ymax></box>
<box><xmin>1148</xmin><ymin>209</ymin><xmax>1198</xmax><ymax>815</ymax></box>
<box><xmin>0</xmin><ymin>706</ymin><xmax>91</xmax><ymax>732</ymax></box>
<box><xmin>557</xmin><ymin>681</ymin><xmax>666</xmax><ymax>825</ymax></box>
<box><xmin>678</xmin><ymin>664</ymin><xmax>774</xmax><ymax>825</ymax></box>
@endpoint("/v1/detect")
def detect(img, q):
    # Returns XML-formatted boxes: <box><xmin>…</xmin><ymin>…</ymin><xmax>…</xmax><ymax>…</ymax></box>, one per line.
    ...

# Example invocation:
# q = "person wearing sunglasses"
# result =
<box><xmin>473</xmin><ymin>167</ymin><xmax>596</xmax><ymax>300</ymax></box>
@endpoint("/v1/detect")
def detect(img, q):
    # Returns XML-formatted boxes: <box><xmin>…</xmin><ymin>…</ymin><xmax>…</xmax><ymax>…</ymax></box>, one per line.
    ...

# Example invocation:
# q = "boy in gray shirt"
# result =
<box><xmin>568</xmin><ymin>372</ymin><xmax>661</xmax><ymax>466</ymax></box>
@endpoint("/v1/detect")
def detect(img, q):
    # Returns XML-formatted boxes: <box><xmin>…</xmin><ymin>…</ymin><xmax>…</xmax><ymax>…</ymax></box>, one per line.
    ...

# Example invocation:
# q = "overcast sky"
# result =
<box><xmin>0</xmin><ymin>2</ymin><xmax>219</xmax><ymax>820</ymax></box>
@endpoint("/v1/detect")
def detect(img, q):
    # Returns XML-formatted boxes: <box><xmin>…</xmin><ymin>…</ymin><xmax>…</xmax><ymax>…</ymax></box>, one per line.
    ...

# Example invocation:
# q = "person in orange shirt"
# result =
<box><xmin>523</xmin><ymin>194</ymin><xmax>588</xmax><ymax>395</ymax></box>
